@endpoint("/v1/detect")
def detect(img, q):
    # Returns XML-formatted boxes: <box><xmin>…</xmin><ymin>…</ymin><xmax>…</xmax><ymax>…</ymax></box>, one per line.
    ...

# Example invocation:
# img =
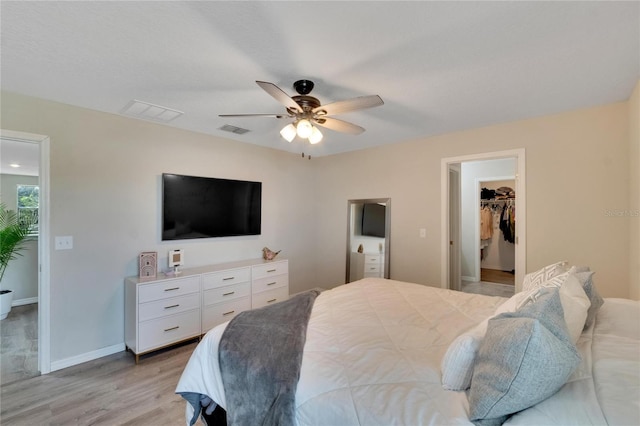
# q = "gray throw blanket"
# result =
<box><xmin>219</xmin><ymin>290</ymin><xmax>320</xmax><ymax>426</ymax></box>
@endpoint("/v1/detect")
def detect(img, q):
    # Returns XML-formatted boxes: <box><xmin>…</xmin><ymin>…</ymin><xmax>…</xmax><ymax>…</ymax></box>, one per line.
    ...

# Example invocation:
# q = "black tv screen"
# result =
<box><xmin>162</xmin><ymin>173</ymin><xmax>261</xmax><ymax>240</ymax></box>
<box><xmin>361</xmin><ymin>203</ymin><xmax>386</xmax><ymax>238</ymax></box>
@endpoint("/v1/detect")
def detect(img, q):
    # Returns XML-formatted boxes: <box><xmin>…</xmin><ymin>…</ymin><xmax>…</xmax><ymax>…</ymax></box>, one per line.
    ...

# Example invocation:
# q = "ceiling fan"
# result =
<box><xmin>220</xmin><ymin>80</ymin><xmax>384</xmax><ymax>144</ymax></box>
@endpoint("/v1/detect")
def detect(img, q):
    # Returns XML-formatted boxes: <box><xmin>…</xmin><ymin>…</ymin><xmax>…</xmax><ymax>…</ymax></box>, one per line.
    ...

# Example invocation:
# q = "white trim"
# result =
<box><xmin>12</xmin><ymin>297</ymin><xmax>38</xmax><ymax>307</ymax></box>
<box><xmin>461</xmin><ymin>275</ymin><xmax>477</xmax><ymax>283</ymax></box>
<box><xmin>50</xmin><ymin>343</ymin><xmax>125</xmax><ymax>372</ymax></box>
<box><xmin>1</xmin><ymin>129</ymin><xmax>51</xmax><ymax>374</ymax></box>
<box><xmin>441</xmin><ymin>149</ymin><xmax>526</xmax><ymax>291</ymax></box>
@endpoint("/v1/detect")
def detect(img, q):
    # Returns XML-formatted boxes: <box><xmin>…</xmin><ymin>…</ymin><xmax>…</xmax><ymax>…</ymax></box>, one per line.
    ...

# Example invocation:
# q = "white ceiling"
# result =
<box><xmin>1</xmin><ymin>1</ymin><xmax>638</xmax><ymax>158</ymax></box>
<box><xmin>0</xmin><ymin>139</ymin><xmax>39</xmax><ymax>177</ymax></box>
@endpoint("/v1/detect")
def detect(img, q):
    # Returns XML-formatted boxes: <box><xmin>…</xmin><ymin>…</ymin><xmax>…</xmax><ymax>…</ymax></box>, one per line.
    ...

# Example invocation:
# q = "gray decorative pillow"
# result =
<box><xmin>468</xmin><ymin>287</ymin><xmax>581</xmax><ymax>425</ymax></box>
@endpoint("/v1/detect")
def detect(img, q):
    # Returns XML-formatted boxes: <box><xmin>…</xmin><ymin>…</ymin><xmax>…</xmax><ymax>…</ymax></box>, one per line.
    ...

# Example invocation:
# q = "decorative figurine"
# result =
<box><xmin>262</xmin><ymin>247</ymin><xmax>281</xmax><ymax>261</ymax></box>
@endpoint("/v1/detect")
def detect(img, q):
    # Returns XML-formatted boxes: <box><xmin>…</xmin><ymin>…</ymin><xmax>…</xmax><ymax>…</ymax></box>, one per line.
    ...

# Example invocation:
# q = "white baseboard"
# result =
<box><xmin>50</xmin><ymin>342</ymin><xmax>125</xmax><ymax>372</ymax></box>
<box><xmin>461</xmin><ymin>275</ymin><xmax>479</xmax><ymax>283</ymax></box>
<box><xmin>12</xmin><ymin>297</ymin><xmax>38</xmax><ymax>307</ymax></box>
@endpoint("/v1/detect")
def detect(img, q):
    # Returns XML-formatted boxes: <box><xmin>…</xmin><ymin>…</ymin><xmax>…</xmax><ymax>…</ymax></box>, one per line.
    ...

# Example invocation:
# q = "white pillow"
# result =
<box><xmin>557</xmin><ymin>274</ymin><xmax>591</xmax><ymax>343</ymax></box>
<box><xmin>441</xmin><ymin>290</ymin><xmax>534</xmax><ymax>391</ymax></box>
<box><xmin>517</xmin><ymin>272</ymin><xmax>590</xmax><ymax>344</ymax></box>
<box><xmin>521</xmin><ymin>261</ymin><xmax>568</xmax><ymax>292</ymax></box>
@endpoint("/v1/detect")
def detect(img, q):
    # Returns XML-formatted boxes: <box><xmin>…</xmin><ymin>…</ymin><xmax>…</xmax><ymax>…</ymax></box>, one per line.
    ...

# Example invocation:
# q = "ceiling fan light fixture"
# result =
<box><xmin>280</xmin><ymin>123</ymin><xmax>296</xmax><ymax>142</ymax></box>
<box><xmin>296</xmin><ymin>119</ymin><xmax>313</xmax><ymax>139</ymax></box>
<box><xmin>308</xmin><ymin>126</ymin><xmax>323</xmax><ymax>144</ymax></box>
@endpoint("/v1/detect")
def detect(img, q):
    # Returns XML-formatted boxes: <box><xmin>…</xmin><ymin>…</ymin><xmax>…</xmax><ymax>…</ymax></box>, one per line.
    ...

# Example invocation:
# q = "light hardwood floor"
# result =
<box><xmin>0</xmin><ymin>341</ymin><xmax>199</xmax><ymax>425</ymax></box>
<box><xmin>1</xmin><ymin>304</ymin><xmax>39</xmax><ymax>385</ymax></box>
<box><xmin>480</xmin><ymin>268</ymin><xmax>515</xmax><ymax>286</ymax></box>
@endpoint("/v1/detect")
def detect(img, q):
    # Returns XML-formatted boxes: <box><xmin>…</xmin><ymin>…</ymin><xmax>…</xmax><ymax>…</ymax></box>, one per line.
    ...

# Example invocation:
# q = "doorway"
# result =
<box><xmin>0</xmin><ymin>129</ymin><xmax>51</xmax><ymax>379</ymax></box>
<box><xmin>346</xmin><ymin>198</ymin><xmax>391</xmax><ymax>283</ymax></box>
<box><xmin>441</xmin><ymin>149</ymin><xmax>526</xmax><ymax>296</ymax></box>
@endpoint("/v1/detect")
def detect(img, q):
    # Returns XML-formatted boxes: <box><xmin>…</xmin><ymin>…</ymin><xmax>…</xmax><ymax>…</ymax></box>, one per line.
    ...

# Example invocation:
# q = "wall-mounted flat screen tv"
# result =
<box><xmin>162</xmin><ymin>173</ymin><xmax>261</xmax><ymax>240</ymax></box>
<box><xmin>361</xmin><ymin>203</ymin><xmax>386</xmax><ymax>238</ymax></box>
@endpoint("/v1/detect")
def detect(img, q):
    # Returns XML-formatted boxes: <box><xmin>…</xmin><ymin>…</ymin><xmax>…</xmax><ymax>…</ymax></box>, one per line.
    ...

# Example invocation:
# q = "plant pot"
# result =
<box><xmin>0</xmin><ymin>289</ymin><xmax>13</xmax><ymax>320</ymax></box>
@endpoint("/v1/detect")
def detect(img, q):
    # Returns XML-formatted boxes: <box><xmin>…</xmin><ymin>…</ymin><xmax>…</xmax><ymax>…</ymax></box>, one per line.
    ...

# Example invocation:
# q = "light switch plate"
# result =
<box><xmin>55</xmin><ymin>236</ymin><xmax>73</xmax><ymax>250</ymax></box>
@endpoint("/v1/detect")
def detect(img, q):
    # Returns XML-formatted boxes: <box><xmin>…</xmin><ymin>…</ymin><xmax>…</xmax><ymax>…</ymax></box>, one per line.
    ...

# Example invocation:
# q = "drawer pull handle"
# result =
<box><xmin>267</xmin><ymin>269</ymin><xmax>276</xmax><ymax>273</ymax></box>
<box><xmin>164</xmin><ymin>326</ymin><xmax>179</xmax><ymax>332</ymax></box>
<box><xmin>223</xmin><ymin>310</ymin><xmax>235</xmax><ymax>316</ymax></box>
<box><xmin>164</xmin><ymin>287</ymin><xmax>180</xmax><ymax>292</ymax></box>
<box><xmin>223</xmin><ymin>291</ymin><xmax>235</xmax><ymax>296</ymax></box>
<box><xmin>267</xmin><ymin>298</ymin><xmax>277</xmax><ymax>303</ymax></box>
<box><xmin>164</xmin><ymin>304</ymin><xmax>180</xmax><ymax>309</ymax></box>
<box><xmin>370</xmin><ymin>267</ymin><xmax>376</xmax><ymax>270</ymax></box>
<box><xmin>267</xmin><ymin>282</ymin><xmax>277</xmax><ymax>286</ymax></box>
<box><xmin>222</xmin><ymin>277</ymin><xmax>235</xmax><ymax>281</ymax></box>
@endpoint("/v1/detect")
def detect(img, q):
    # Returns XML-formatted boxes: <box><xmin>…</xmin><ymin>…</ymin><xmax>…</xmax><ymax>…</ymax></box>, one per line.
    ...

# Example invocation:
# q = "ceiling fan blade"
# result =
<box><xmin>256</xmin><ymin>81</ymin><xmax>301</xmax><ymax>112</ymax></box>
<box><xmin>313</xmin><ymin>95</ymin><xmax>383</xmax><ymax>116</ymax></box>
<box><xmin>314</xmin><ymin>117</ymin><xmax>365</xmax><ymax>135</ymax></box>
<box><xmin>219</xmin><ymin>113</ymin><xmax>288</xmax><ymax>118</ymax></box>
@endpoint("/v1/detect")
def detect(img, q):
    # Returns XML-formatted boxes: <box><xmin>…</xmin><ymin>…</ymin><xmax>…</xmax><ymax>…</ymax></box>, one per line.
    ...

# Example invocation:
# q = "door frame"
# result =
<box><xmin>1</xmin><ymin>129</ymin><xmax>51</xmax><ymax>374</ymax></box>
<box><xmin>441</xmin><ymin>148</ymin><xmax>526</xmax><ymax>292</ymax></box>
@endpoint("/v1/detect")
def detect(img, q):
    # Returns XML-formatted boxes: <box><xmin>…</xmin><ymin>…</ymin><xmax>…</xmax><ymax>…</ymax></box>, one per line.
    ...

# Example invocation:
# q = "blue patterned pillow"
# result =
<box><xmin>468</xmin><ymin>287</ymin><xmax>581</xmax><ymax>425</ymax></box>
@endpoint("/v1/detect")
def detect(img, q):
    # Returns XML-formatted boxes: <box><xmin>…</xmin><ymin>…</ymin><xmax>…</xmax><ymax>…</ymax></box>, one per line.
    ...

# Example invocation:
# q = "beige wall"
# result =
<box><xmin>630</xmin><ymin>80</ymin><xmax>640</xmax><ymax>300</ymax></box>
<box><xmin>314</xmin><ymin>102</ymin><xmax>631</xmax><ymax>299</ymax></box>
<box><xmin>1</xmin><ymin>91</ymin><xmax>317</xmax><ymax>363</ymax></box>
<box><xmin>1</xmin><ymin>86</ymin><xmax>636</xmax><ymax>366</ymax></box>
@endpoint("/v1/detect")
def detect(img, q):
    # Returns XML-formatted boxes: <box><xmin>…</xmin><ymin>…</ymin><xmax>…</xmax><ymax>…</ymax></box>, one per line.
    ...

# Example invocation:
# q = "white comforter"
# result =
<box><xmin>176</xmin><ymin>278</ymin><xmax>640</xmax><ymax>425</ymax></box>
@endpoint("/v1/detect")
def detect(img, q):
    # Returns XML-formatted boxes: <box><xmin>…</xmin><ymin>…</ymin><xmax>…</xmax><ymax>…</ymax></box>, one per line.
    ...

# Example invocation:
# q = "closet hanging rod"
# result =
<box><xmin>480</xmin><ymin>199</ymin><xmax>515</xmax><ymax>203</ymax></box>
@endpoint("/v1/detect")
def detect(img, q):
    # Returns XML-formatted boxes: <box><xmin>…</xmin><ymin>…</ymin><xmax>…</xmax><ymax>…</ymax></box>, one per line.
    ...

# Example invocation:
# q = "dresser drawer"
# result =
<box><xmin>203</xmin><ymin>282</ymin><xmax>251</xmax><ymax>306</ymax></box>
<box><xmin>202</xmin><ymin>268</ymin><xmax>251</xmax><ymax>291</ymax></box>
<box><xmin>139</xmin><ymin>292</ymin><xmax>200</xmax><ymax>322</ymax></box>
<box><xmin>138</xmin><ymin>276</ymin><xmax>200</xmax><ymax>303</ymax></box>
<box><xmin>365</xmin><ymin>254</ymin><xmax>382</xmax><ymax>264</ymax></box>
<box><xmin>252</xmin><ymin>274</ymin><xmax>288</xmax><ymax>294</ymax></box>
<box><xmin>252</xmin><ymin>286</ymin><xmax>289</xmax><ymax>309</ymax></box>
<box><xmin>202</xmin><ymin>297</ymin><xmax>251</xmax><ymax>332</ymax></box>
<box><xmin>363</xmin><ymin>263</ymin><xmax>381</xmax><ymax>273</ymax></box>
<box><xmin>139</xmin><ymin>310</ymin><xmax>200</xmax><ymax>352</ymax></box>
<box><xmin>252</xmin><ymin>261</ymin><xmax>288</xmax><ymax>280</ymax></box>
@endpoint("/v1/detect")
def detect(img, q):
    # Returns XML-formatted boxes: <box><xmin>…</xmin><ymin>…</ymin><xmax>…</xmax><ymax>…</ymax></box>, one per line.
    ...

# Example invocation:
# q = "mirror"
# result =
<box><xmin>346</xmin><ymin>198</ymin><xmax>391</xmax><ymax>283</ymax></box>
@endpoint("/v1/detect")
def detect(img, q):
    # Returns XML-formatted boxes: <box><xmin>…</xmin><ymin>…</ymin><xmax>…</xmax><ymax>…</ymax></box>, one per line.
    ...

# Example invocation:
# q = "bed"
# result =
<box><xmin>176</xmin><ymin>266</ymin><xmax>640</xmax><ymax>426</ymax></box>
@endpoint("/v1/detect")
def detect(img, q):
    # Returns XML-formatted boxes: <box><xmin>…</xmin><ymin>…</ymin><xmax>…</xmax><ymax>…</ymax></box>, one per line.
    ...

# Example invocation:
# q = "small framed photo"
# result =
<box><xmin>169</xmin><ymin>249</ymin><xmax>184</xmax><ymax>268</ymax></box>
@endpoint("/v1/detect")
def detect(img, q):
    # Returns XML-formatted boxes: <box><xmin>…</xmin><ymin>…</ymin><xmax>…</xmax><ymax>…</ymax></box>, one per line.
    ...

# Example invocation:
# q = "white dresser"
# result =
<box><xmin>252</xmin><ymin>260</ymin><xmax>289</xmax><ymax>309</ymax></box>
<box><xmin>125</xmin><ymin>258</ymin><xmax>289</xmax><ymax>362</ymax></box>
<box><xmin>350</xmin><ymin>252</ymin><xmax>384</xmax><ymax>280</ymax></box>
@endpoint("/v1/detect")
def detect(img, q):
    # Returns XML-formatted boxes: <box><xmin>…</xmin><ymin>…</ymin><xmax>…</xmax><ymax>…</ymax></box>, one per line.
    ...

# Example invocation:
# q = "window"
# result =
<box><xmin>17</xmin><ymin>185</ymin><xmax>39</xmax><ymax>235</ymax></box>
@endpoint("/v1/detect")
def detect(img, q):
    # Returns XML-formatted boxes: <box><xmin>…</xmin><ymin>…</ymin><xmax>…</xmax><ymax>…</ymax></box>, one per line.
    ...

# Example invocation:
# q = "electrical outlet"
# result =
<box><xmin>419</xmin><ymin>228</ymin><xmax>427</xmax><ymax>238</ymax></box>
<box><xmin>55</xmin><ymin>236</ymin><xmax>73</xmax><ymax>250</ymax></box>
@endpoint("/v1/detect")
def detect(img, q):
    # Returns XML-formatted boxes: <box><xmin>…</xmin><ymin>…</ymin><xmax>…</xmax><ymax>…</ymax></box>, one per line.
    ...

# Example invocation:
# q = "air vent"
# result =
<box><xmin>219</xmin><ymin>124</ymin><xmax>250</xmax><ymax>135</ymax></box>
<box><xmin>120</xmin><ymin>99</ymin><xmax>183</xmax><ymax>123</ymax></box>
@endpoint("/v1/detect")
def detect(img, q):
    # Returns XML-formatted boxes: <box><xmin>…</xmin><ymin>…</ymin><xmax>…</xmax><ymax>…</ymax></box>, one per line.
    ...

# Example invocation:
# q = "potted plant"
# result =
<box><xmin>0</xmin><ymin>203</ymin><xmax>37</xmax><ymax>320</ymax></box>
